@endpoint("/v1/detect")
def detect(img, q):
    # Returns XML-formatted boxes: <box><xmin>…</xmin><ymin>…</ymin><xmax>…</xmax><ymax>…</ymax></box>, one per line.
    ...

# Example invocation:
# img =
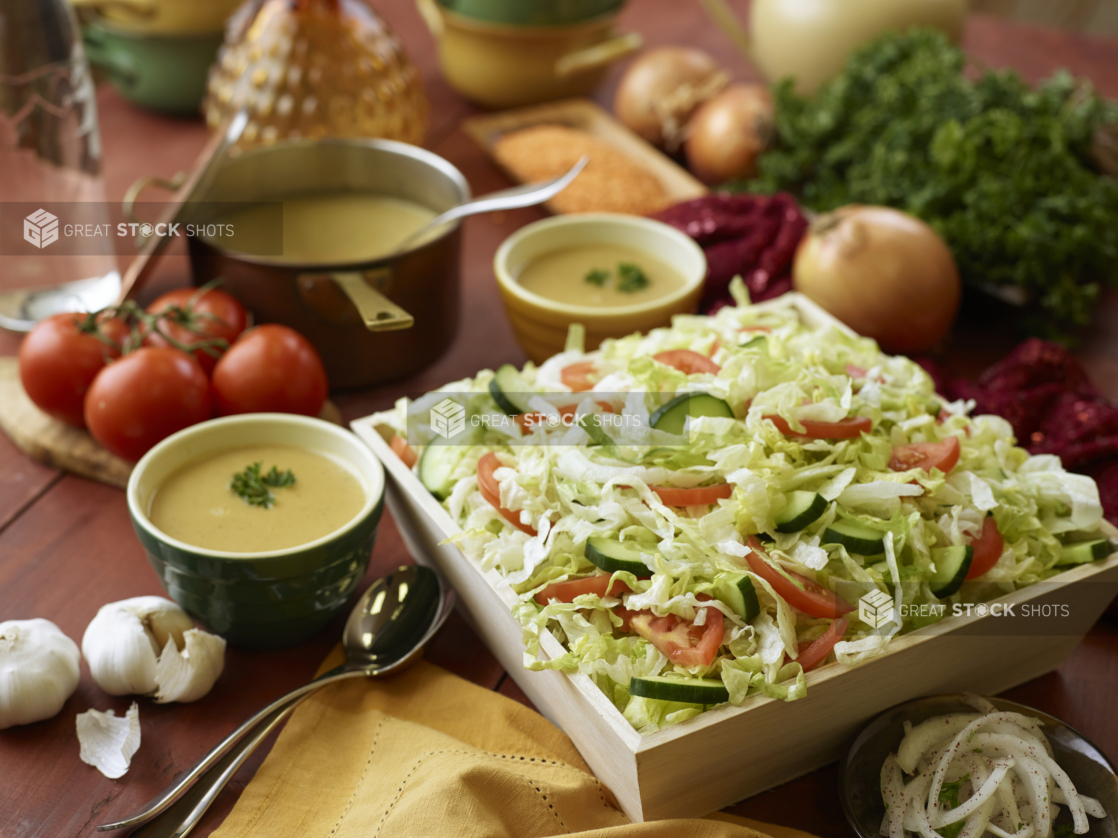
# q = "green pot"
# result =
<box><xmin>82</xmin><ymin>20</ymin><xmax>221</xmax><ymax>115</ymax></box>
<box><xmin>435</xmin><ymin>0</ymin><xmax>626</xmax><ymax>26</ymax></box>
<box><xmin>127</xmin><ymin>414</ymin><xmax>386</xmax><ymax>650</ymax></box>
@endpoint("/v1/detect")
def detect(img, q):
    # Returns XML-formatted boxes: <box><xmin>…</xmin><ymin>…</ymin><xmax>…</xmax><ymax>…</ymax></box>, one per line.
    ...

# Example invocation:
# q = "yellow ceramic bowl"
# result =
<box><xmin>494</xmin><ymin>213</ymin><xmax>706</xmax><ymax>364</ymax></box>
<box><xmin>70</xmin><ymin>0</ymin><xmax>241</xmax><ymax>35</ymax></box>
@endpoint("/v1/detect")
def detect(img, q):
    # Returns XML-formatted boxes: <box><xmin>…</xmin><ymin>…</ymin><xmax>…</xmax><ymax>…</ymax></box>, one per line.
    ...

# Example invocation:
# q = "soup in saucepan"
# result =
<box><xmin>205</xmin><ymin>193</ymin><xmax>436</xmax><ymax>264</ymax></box>
<box><xmin>516</xmin><ymin>244</ymin><xmax>686</xmax><ymax>308</ymax></box>
<box><xmin>149</xmin><ymin>444</ymin><xmax>365</xmax><ymax>553</ymax></box>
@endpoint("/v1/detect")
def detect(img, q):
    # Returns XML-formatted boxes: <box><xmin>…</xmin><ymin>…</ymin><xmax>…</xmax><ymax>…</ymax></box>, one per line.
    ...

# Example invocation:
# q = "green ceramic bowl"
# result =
<box><xmin>127</xmin><ymin>414</ymin><xmax>385</xmax><ymax>650</ymax></box>
<box><xmin>435</xmin><ymin>0</ymin><xmax>626</xmax><ymax>26</ymax></box>
<box><xmin>82</xmin><ymin>19</ymin><xmax>222</xmax><ymax>115</ymax></box>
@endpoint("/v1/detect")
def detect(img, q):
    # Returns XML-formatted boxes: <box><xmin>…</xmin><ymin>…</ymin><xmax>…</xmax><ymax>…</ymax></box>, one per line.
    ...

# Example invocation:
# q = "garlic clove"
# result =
<box><xmin>82</xmin><ymin>597</ymin><xmax>194</xmax><ymax>697</ymax></box>
<box><xmin>154</xmin><ymin>629</ymin><xmax>226</xmax><ymax>704</ymax></box>
<box><xmin>0</xmin><ymin>619</ymin><xmax>81</xmax><ymax>730</ymax></box>
<box><xmin>76</xmin><ymin>702</ymin><xmax>141</xmax><ymax>779</ymax></box>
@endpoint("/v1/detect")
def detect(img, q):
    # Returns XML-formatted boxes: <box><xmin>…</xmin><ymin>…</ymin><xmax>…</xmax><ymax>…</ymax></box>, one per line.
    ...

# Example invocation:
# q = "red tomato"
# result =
<box><xmin>18</xmin><ymin>313</ymin><xmax>129</xmax><ymax>427</ymax></box>
<box><xmin>629</xmin><ymin>599</ymin><xmax>724</xmax><ymax>667</ymax></box>
<box><xmin>390</xmin><ymin>435</ymin><xmax>417</xmax><ymax>468</ymax></box>
<box><xmin>888</xmin><ymin>436</ymin><xmax>961</xmax><ymax>475</ymax></box>
<box><xmin>654</xmin><ymin>349</ymin><xmax>721</xmax><ymax>375</ymax></box>
<box><xmin>650</xmin><ymin>483</ymin><xmax>734</xmax><ymax>506</ymax></box>
<box><xmin>965</xmin><ymin>517</ymin><xmax>1004</xmax><ymax>580</ymax></box>
<box><xmin>477</xmin><ymin>452</ymin><xmax>537</xmax><ymax>536</ymax></box>
<box><xmin>739</xmin><ymin>325</ymin><xmax>772</xmax><ymax>333</ymax></box>
<box><xmin>84</xmin><ymin>347</ymin><xmax>212</xmax><ymax>461</ymax></box>
<box><xmin>145</xmin><ymin>287</ymin><xmax>248</xmax><ymax>376</ymax></box>
<box><xmin>534</xmin><ymin>575</ymin><xmax>631</xmax><ymax>605</ymax></box>
<box><xmin>765</xmin><ymin>414</ymin><xmax>872</xmax><ymax>440</ymax></box>
<box><xmin>797</xmin><ymin>619</ymin><xmax>848</xmax><ymax>672</ymax></box>
<box><xmin>561</xmin><ymin>361</ymin><xmax>598</xmax><ymax>392</ymax></box>
<box><xmin>211</xmin><ymin>325</ymin><xmax>327</xmax><ymax>417</ymax></box>
<box><xmin>708</xmin><ymin>338</ymin><xmax>722</xmax><ymax>357</ymax></box>
<box><xmin>745</xmin><ymin>537</ymin><xmax>854</xmax><ymax>619</ymax></box>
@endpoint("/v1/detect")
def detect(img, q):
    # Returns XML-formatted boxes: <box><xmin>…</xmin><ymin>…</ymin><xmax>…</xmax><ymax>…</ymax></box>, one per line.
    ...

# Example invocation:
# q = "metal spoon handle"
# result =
<box><xmin>96</xmin><ymin>667</ymin><xmax>367</xmax><ymax>832</ymax></box>
<box><xmin>128</xmin><ymin>693</ymin><xmax>312</xmax><ymax>838</ymax></box>
<box><xmin>393</xmin><ymin>155</ymin><xmax>589</xmax><ymax>252</ymax></box>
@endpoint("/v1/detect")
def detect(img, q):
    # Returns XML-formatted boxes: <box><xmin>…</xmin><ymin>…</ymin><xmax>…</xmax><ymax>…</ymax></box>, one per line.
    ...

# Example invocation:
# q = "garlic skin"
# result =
<box><xmin>82</xmin><ymin>596</ymin><xmax>225</xmax><ymax>702</ymax></box>
<box><xmin>0</xmin><ymin>619</ymin><xmax>81</xmax><ymax>730</ymax></box>
<box><xmin>77</xmin><ymin>702</ymin><xmax>141</xmax><ymax>779</ymax></box>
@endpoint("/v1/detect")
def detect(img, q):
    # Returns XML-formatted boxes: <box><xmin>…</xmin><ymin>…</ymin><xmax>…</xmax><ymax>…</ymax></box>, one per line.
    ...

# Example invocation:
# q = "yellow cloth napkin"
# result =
<box><xmin>212</xmin><ymin>650</ymin><xmax>817</xmax><ymax>838</ymax></box>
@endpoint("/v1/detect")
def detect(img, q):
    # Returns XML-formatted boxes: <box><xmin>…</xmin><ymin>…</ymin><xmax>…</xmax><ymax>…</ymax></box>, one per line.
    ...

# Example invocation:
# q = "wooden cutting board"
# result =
<box><xmin>0</xmin><ymin>356</ymin><xmax>342</xmax><ymax>489</ymax></box>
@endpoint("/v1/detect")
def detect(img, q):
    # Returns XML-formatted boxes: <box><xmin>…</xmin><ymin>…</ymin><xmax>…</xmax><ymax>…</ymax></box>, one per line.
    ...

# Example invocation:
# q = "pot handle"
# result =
<box><xmin>697</xmin><ymin>0</ymin><xmax>754</xmax><ymax>62</ymax></box>
<box><xmin>332</xmin><ymin>271</ymin><xmax>414</xmax><ymax>331</ymax></box>
<box><xmin>415</xmin><ymin>0</ymin><xmax>443</xmax><ymax>37</ymax></box>
<box><xmin>122</xmin><ymin>172</ymin><xmax>188</xmax><ymax>245</ymax></box>
<box><xmin>554</xmin><ymin>32</ymin><xmax>642</xmax><ymax>79</ymax></box>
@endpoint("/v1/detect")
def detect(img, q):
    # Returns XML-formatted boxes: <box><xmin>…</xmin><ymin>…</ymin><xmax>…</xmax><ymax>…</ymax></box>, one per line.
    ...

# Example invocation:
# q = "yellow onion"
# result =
<box><xmin>793</xmin><ymin>206</ymin><xmax>960</xmax><ymax>353</ymax></box>
<box><xmin>684</xmin><ymin>84</ymin><xmax>774</xmax><ymax>185</ymax></box>
<box><xmin>614</xmin><ymin>46</ymin><xmax>727</xmax><ymax>151</ymax></box>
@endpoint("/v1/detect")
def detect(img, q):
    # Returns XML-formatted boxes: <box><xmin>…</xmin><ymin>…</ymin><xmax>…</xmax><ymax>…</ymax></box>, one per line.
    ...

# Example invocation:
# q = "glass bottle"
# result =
<box><xmin>0</xmin><ymin>0</ymin><xmax>121</xmax><ymax>330</ymax></box>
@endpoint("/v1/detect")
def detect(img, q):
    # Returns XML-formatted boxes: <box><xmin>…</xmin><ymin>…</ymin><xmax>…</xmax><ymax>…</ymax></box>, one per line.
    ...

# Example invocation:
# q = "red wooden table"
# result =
<box><xmin>2</xmin><ymin>3</ymin><xmax>1118</xmax><ymax>836</ymax></box>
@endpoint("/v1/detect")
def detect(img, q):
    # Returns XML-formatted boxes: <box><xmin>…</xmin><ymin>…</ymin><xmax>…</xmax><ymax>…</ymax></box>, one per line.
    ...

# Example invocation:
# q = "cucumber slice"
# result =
<box><xmin>489</xmin><ymin>364</ymin><xmax>533</xmax><ymax>416</ymax></box>
<box><xmin>824</xmin><ymin>520</ymin><xmax>886</xmax><ymax>555</ymax></box>
<box><xmin>1057</xmin><ymin>538</ymin><xmax>1113</xmax><ymax>566</ymax></box>
<box><xmin>774</xmin><ymin>491</ymin><xmax>827</xmax><ymax>533</ymax></box>
<box><xmin>650</xmin><ymin>393</ymin><xmax>734</xmax><ymax>436</ymax></box>
<box><xmin>930</xmin><ymin>545</ymin><xmax>973</xmax><ymax>598</ymax></box>
<box><xmin>630</xmin><ymin>675</ymin><xmax>729</xmax><ymax>705</ymax></box>
<box><xmin>715</xmin><ymin>574</ymin><xmax>760</xmax><ymax>622</ymax></box>
<box><xmin>585</xmin><ymin>536</ymin><xmax>658</xmax><ymax>574</ymax></box>
<box><xmin>418</xmin><ymin>440</ymin><xmax>470</xmax><ymax>501</ymax></box>
<box><xmin>579</xmin><ymin>413</ymin><xmax>616</xmax><ymax>448</ymax></box>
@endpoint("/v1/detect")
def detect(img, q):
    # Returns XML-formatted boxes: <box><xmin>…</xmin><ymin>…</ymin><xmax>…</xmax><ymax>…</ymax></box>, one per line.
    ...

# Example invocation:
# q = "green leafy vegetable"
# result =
<box><xmin>937</xmin><ymin>774</ymin><xmax>970</xmax><ymax>838</ymax></box>
<box><xmin>231</xmin><ymin>462</ymin><xmax>296</xmax><ymax>508</ymax></box>
<box><xmin>747</xmin><ymin>28</ymin><xmax>1118</xmax><ymax>342</ymax></box>
<box><xmin>617</xmin><ymin>263</ymin><xmax>650</xmax><ymax>293</ymax></box>
<box><xmin>585</xmin><ymin>268</ymin><xmax>609</xmax><ymax>287</ymax></box>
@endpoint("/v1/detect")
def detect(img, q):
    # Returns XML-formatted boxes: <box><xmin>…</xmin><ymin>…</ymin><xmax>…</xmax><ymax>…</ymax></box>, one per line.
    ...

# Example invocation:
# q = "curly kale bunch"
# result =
<box><xmin>747</xmin><ymin>28</ymin><xmax>1118</xmax><ymax>342</ymax></box>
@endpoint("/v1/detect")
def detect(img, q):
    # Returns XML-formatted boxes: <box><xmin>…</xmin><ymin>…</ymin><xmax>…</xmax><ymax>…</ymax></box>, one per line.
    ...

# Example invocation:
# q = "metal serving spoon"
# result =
<box><xmin>388</xmin><ymin>155</ymin><xmax>589</xmax><ymax>255</ymax></box>
<box><xmin>99</xmin><ymin>564</ymin><xmax>453</xmax><ymax>835</ymax></box>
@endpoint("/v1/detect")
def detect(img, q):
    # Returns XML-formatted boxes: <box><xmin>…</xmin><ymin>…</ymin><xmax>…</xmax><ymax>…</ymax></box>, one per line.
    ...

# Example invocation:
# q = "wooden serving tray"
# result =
<box><xmin>463</xmin><ymin>97</ymin><xmax>708</xmax><ymax>213</ymax></box>
<box><xmin>0</xmin><ymin>356</ymin><xmax>342</xmax><ymax>488</ymax></box>
<box><xmin>351</xmin><ymin>293</ymin><xmax>1118</xmax><ymax>823</ymax></box>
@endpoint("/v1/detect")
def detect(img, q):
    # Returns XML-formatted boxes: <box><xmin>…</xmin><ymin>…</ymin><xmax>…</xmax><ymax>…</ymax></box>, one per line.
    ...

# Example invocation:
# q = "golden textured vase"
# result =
<box><xmin>203</xmin><ymin>0</ymin><xmax>428</xmax><ymax>149</ymax></box>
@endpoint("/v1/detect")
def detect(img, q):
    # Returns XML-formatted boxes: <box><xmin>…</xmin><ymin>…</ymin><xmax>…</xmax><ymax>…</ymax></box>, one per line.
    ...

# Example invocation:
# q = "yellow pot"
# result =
<box><xmin>494</xmin><ymin>214</ymin><xmax>706</xmax><ymax>365</ymax></box>
<box><xmin>69</xmin><ymin>0</ymin><xmax>242</xmax><ymax>35</ymax></box>
<box><xmin>416</xmin><ymin>0</ymin><xmax>641</xmax><ymax>109</ymax></box>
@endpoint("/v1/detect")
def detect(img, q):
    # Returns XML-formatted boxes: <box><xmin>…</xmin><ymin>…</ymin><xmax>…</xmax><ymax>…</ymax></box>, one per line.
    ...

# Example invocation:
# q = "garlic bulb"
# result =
<box><xmin>0</xmin><ymin>619</ymin><xmax>81</xmax><ymax>730</ymax></box>
<box><xmin>77</xmin><ymin>702</ymin><xmax>141</xmax><ymax>779</ymax></box>
<box><xmin>82</xmin><ymin>597</ymin><xmax>226</xmax><ymax>703</ymax></box>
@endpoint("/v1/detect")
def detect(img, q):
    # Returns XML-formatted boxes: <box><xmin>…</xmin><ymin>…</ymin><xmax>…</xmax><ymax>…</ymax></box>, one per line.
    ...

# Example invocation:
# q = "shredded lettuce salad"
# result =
<box><xmin>374</xmin><ymin>290</ymin><xmax>1104</xmax><ymax>734</ymax></box>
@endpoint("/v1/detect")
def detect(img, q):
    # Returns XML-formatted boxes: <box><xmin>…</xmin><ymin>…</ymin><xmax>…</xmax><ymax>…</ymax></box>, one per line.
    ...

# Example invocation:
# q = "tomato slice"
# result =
<box><xmin>561</xmin><ymin>361</ymin><xmax>598</xmax><ymax>392</ymax></box>
<box><xmin>797</xmin><ymin>619</ymin><xmax>848</xmax><ymax>673</ymax></box>
<box><xmin>534</xmin><ymin>575</ymin><xmax>631</xmax><ymax>605</ymax></box>
<box><xmin>888</xmin><ymin>435</ymin><xmax>960</xmax><ymax>474</ymax></box>
<box><xmin>477</xmin><ymin>452</ymin><xmax>537</xmax><ymax>536</ymax></box>
<box><xmin>650</xmin><ymin>484</ymin><xmax>734</xmax><ymax>506</ymax></box>
<box><xmin>965</xmin><ymin>517</ymin><xmax>1004</xmax><ymax>580</ymax></box>
<box><xmin>739</xmin><ymin>325</ymin><xmax>772</xmax><ymax>333</ymax></box>
<box><xmin>390</xmin><ymin>435</ymin><xmax>417</xmax><ymax>468</ymax></box>
<box><xmin>628</xmin><ymin>599</ymin><xmax>724</xmax><ymax>667</ymax></box>
<box><xmin>765</xmin><ymin>414</ymin><xmax>872</xmax><ymax>440</ymax></box>
<box><xmin>745</xmin><ymin>537</ymin><xmax>854</xmax><ymax>619</ymax></box>
<box><xmin>654</xmin><ymin>349</ymin><xmax>721</xmax><ymax>375</ymax></box>
<box><xmin>515</xmin><ymin>401</ymin><xmax>614</xmax><ymax>432</ymax></box>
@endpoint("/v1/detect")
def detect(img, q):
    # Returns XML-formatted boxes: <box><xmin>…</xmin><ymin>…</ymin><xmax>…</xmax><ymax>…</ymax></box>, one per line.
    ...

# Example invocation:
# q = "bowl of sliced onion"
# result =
<box><xmin>841</xmin><ymin>693</ymin><xmax>1117</xmax><ymax>838</ymax></box>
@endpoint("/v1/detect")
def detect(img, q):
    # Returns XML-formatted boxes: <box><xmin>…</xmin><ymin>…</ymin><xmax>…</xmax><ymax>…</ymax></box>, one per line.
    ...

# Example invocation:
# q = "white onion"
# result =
<box><xmin>793</xmin><ymin>205</ymin><xmax>961</xmax><ymax>354</ymax></box>
<box><xmin>613</xmin><ymin>46</ymin><xmax>727</xmax><ymax>150</ymax></box>
<box><xmin>684</xmin><ymin>83</ymin><xmax>774</xmax><ymax>185</ymax></box>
